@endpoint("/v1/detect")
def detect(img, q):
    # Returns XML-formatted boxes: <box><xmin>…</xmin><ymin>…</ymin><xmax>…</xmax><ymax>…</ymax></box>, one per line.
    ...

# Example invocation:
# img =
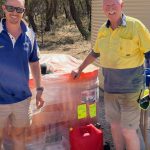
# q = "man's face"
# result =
<box><xmin>2</xmin><ymin>0</ymin><xmax>25</xmax><ymax>24</ymax></box>
<box><xmin>103</xmin><ymin>0</ymin><xmax>123</xmax><ymax>23</ymax></box>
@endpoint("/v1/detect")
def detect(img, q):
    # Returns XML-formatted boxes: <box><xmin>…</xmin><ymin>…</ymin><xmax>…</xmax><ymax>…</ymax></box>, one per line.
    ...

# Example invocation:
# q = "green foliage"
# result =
<box><xmin>0</xmin><ymin>0</ymin><xmax>5</xmax><ymax>6</ymax></box>
<box><xmin>0</xmin><ymin>0</ymin><xmax>5</xmax><ymax>17</ymax></box>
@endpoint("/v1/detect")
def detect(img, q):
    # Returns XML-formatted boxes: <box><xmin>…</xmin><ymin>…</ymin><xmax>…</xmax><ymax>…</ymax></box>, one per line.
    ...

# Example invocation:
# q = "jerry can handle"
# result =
<box><xmin>79</xmin><ymin>124</ymin><xmax>95</xmax><ymax>137</ymax></box>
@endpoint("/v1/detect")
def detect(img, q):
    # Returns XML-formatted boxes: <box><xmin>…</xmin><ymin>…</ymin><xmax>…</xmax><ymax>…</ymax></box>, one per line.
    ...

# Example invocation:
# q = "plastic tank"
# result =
<box><xmin>4</xmin><ymin>54</ymin><xmax>99</xmax><ymax>149</ymax></box>
<box><xmin>31</xmin><ymin>54</ymin><xmax>99</xmax><ymax>127</ymax></box>
<box><xmin>3</xmin><ymin>122</ymin><xmax>47</xmax><ymax>150</ymax></box>
<box><xmin>3</xmin><ymin>123</ymin><xmax>69</xmax><ymax>150</ymax></box>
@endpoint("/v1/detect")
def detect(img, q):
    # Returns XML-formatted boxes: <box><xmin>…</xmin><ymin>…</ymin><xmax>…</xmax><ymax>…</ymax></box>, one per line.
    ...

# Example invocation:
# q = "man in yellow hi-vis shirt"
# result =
<box><xmin>71</xmin><ymin>0</ymin><xmax>150</xmax><ymax>150</ymax></box>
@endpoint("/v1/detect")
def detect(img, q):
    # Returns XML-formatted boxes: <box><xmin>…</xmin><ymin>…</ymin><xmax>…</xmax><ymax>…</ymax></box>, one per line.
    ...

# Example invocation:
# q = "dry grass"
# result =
<box><xmin>37</xmin><ymin>18</ymin><xmax>91</xmax><ymax>60</ymax></box>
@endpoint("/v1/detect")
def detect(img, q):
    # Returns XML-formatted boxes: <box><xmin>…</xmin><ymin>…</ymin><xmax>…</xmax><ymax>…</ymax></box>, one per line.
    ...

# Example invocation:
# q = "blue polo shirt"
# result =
<box><xmin>0</xmin><ymin>19</ymin><xmax>39</xmax><ymax>104</ymax></box>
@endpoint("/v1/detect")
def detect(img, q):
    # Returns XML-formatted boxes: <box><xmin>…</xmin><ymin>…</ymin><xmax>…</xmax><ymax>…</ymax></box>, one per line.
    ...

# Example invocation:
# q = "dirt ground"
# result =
<box><xmin>38</xmin><ymin>23</ymin><xmax>91</xmax><ymax>61</ymax></box>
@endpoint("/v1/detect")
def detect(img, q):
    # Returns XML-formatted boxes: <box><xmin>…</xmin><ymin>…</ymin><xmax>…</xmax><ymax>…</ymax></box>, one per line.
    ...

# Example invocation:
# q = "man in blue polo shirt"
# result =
<box><xmin>0</xmin><ymin>0</ymin><xmax>44</xmax><ymax>150</ymax></box>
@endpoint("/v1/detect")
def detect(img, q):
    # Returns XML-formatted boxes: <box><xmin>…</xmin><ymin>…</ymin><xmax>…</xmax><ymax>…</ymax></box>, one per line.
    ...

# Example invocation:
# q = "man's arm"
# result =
<box><xmin>30</xmin><ymin>61</ymin><xmax>44</xmax><ymax>109</ymax></box>
<box><xmin>30</xmin><ymin>61</ymin><xmax>41</xmax><ymax>87</ymax></box>
<box><xmin>71</xmin><ymin>50</ymin><xmax>99</xmax><ymax>78</ymax></box>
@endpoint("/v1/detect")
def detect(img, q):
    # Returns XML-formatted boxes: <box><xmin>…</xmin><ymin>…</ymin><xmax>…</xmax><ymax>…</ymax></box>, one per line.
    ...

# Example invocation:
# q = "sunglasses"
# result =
<box><xmin>137</xmin><ymin>90</ymin><xmax>150</xmax><ymax>110</ymax></box>
<box><xmin>5</xmin><ymin>5</ymin><xmax>25</xmax><ymax>13</ymax></box>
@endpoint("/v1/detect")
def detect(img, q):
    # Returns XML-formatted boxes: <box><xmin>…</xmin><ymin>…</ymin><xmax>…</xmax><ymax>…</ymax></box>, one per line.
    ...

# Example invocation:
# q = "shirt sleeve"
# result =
<box><xmin>91</xmin><ymin>50</ymin><xmax>100</xmax><ymax>58</ymax></box>
<box><xmin>93</xmin><ymin>36</ymin><xmax>101</xmax><ymax>54</ymax></box>
<box><xmin>29</xmin><ymin>37</ymin><xmax>40</xmax><ymax>62</ymax></box>
<box><xmin>136</xmin><ymin>20</ymin><xmax>150</xmax><ymax>54</ymax></box>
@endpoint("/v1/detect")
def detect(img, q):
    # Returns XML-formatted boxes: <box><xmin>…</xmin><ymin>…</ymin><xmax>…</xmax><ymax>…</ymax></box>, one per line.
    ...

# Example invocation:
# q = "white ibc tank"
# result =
<box><xmin>31</xmin><ymin>54</ymin><xmax>99</xmax><ymax>127</ymax></box>
<box><xmin>4</xmin><ymin>54</ymin><xmax>99</xmax><ymax>150</ymax></box>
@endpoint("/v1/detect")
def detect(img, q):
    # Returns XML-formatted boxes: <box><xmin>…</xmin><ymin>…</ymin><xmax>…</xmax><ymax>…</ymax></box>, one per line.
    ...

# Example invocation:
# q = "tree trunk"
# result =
<box><xmin>85</xmin><ymin>0</ymin><xmax>91</xmax><ymax>17</ymax></box>
<box><xmin>25</xmin><ymin>0</ymin><xmax>37</xmax><ymax>32</ymax></box>
<box><xmin>68</xmin><ymin>0</ymin><xmax>88</xmax><ymax>40</ymax></box>
<box><xmin>62</xmin><ymin>0</ymin><xmax>71</xmax><ymax>21</ymax></box>
<box><xmin>28</xmin><ymin>14</ymin><xmax>37</xmax><ymax>32</ymax></box>
<box><xmin>44</xmin><ymin>0</ymin><xmax>54</xmax><ymax>31</ymax></box>
<box><xmin>85</xmin><ymin>0</ymin><xmax>91</xmax><ymax>31</ymax></box>
<box><xmin>79</xmin><ymin>0</ymin><xmax>84</xmax><ymax>13</ymax></box>
<box><xmin>53</xmin><ymin>0</ymin><xmax>58</xmax><ymax>19</ymax></box>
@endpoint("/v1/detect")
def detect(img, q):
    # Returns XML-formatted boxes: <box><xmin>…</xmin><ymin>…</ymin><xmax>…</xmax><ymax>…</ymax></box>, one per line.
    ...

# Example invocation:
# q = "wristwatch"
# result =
<box><xmin>36</xmin><ymin>87</ymin><xmax>44</xmax><ymax>92</ymax></box>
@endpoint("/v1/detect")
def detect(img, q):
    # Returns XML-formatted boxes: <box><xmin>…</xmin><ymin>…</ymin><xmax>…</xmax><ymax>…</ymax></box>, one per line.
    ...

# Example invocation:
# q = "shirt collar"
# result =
<box><xmin>106</xmin><ymin>14</ymin><xmax>126</xmax><ymax>28</ymax></box>
<box><xmin>1</xmin><ymin>18</ymin><xmax>28</xmax><ymax>33</ymax></box>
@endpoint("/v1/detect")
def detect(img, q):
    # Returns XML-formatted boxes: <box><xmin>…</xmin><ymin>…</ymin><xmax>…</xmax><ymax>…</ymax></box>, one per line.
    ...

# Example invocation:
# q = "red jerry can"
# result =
<box><xmin>69</xmin><ymin>124</ymin><xmax>103</xmax><ymax>150</ymax></box>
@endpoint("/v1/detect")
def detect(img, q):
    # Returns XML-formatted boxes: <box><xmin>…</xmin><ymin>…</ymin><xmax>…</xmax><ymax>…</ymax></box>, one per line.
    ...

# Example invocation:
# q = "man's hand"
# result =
<box><xmin>36</xmin><ymin>91</ymin><xmax>44</xmax><ymax>109</ymax></box>
<box><xmin>71</xmin><ymin>68</ymin><xmax>82</xmax><ymax>79</ymax></box>
<box><xmin>71</xmin><ymin>52</ymin><xmax>97</xmax><ymax>79</ymax></box>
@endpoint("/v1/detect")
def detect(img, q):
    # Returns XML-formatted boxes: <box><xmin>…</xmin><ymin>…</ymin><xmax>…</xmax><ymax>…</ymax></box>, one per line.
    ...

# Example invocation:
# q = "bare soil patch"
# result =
<box><xmin>37</xmin><ymin>23</ymin><xmax>91</xmax><ymax>60</ymax></box>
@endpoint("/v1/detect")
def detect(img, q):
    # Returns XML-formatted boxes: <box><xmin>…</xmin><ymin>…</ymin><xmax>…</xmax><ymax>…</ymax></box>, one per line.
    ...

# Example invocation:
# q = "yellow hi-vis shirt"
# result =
<box><xmin>93</xmin><ymin>16</ymin><xmax>150</xmax><ymax>69</ymax></box>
